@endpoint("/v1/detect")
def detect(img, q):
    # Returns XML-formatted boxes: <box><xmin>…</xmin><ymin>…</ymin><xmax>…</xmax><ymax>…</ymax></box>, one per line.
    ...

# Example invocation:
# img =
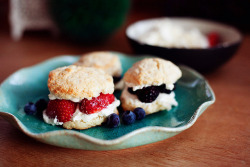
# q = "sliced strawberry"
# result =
<box><xmin>207</xmin><ymin>32</ymin><xmax>220</xmax><ymax>47</ymax></box>
<box><xmin>46</xmin><ymin>99</ymin><xmax>77</xmax><ymax>122</ymax></box>
<box><xmin>79</xmin><ymin>93</ymin><xmax>115</xmax><ymax>114</ymax></box>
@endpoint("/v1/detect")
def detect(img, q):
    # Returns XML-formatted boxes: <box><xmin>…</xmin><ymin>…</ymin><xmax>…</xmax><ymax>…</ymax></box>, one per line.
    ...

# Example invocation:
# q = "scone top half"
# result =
<box><xmin>48</xmin><ymin>65</ymin><xmax>114</xmax><ymax>101</ymax></box>
<box><xmin>123</xmin><ymin>58</ymin><xmax>182</xmax><ymax>90</ymax></box>
<box><xmin>74</xmin><ymin>51</ymin><xmax>122</xmax><ymax>77</ymax></box>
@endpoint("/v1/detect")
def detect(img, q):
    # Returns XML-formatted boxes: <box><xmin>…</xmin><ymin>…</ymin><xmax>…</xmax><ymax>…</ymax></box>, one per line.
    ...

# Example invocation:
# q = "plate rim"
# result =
<box><xmin>0</xmin><ymin>55</ymin><xmax>215</xmax><ymax>147</ymax></box>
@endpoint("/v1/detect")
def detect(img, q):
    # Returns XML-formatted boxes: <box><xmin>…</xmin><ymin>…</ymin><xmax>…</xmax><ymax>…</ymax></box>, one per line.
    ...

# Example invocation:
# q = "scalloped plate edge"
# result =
<box><xmin>0</xmin><ymin>97</ymin><xmax>214</xmax><ymax>147</ymax></box>
<box><xmin>0</xmin><ymin>57</ymin><xmax>215</xmax><ymax>148</ymax></box>
<box><xmin>0</xmin><ymin>59</ymin><xmax>215</xmax><ymax>146</ymax></box>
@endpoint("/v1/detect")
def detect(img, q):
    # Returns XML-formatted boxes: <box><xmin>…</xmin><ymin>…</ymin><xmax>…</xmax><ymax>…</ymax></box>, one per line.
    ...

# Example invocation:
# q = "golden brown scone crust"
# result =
<box><xmin>63</xmin><ymin>109</ymin><xmax>119</xmax><ymax>130</ymax></box>
<box><xmin>74</xmin><ymin>51</ymin><xmax>122</xmax><ymax>77</ymax></box>
<box><xmin>123</xmin><ymin>58</ymin><xmax>182</xmax><ymax>87</ymax></box>
<box><xmin>48</xmin><ymin>65</ymin><xmax>114</xmax><ymax>100</ymax></box>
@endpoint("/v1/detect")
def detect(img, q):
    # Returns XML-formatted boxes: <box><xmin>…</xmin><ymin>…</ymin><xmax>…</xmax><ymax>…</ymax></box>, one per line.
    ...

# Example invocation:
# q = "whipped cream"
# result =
<box><xmin>71</xmin><ymin>99</ymin><xmax>120</xmax><ymax>122</ymax></box>
<box><xmin>43</xmin><ymin>112</ymin><xmax>63</xmax><ymax>125</ymax></box>
<box><xmin>43</xmin><ymin>99</ymin><xmax>120</xmax><ymax>126</ymax></box>
<box><xmin>123</xmin><ymin>87</ymin><xmax>177</xmax><ymax>114</ymax></box>
<box><xmin>138</xmin><ymin>20</ymin><xmax>209</xmax><ymax>49</ymax></box>
<box><xmin>126</xmin><ymin>83</ymin><xmax>174</xmax><ymax>91</ymax></box>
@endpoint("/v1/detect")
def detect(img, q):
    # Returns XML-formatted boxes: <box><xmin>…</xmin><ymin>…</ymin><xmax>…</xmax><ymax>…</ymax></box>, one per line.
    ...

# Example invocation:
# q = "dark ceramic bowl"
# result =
<box><xmin>126</xmin><ymin>17</ymin><xmax>242</xmax><ymax>72</ymax></box>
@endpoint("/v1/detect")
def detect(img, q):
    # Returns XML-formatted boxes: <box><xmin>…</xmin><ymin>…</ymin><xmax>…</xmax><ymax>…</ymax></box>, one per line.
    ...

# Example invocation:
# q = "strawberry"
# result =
<box><xmin>46</xmin><ymin>99</ymin><xmax>77</xmax><ymax>122</ymax></box>
<box><xmin>207</xmin><ymin>32</ymin><xmax>220</xmax><ymax>47</ymax></box>
<box><xmin>79</xmin><ymin>93</ymin><xmax>115</xmax><ymax>114</ymax></box>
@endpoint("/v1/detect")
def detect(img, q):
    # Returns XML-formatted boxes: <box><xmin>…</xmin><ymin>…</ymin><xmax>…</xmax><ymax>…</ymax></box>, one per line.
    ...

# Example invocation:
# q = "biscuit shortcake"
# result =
<box><xmin>43</xmin><ymin>65</ymin><xmax>120</xmax><ymax>129</ymax></box>
<box><xmin>74</xmin><ymin>51</ymin><xmax>124</xmax><ymax>89</ymax></box>
<box><xmin>121</xmin><ymin>58</ymin><xmax>182</xmax><ymax>115</ymax></box>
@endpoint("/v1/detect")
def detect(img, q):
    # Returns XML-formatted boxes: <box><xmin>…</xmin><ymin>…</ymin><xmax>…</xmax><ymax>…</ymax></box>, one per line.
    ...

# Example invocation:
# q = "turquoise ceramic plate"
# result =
<box><xmin>0</xmin><ymin>53</ymin><xmax>215</xmax><ymax>150</ymax></box>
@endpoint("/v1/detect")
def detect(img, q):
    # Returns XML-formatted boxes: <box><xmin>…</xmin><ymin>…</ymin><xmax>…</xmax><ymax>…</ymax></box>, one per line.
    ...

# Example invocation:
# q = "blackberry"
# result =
<box><xmin>162</xmin><ymin>88</ymin><xmax>171</xmax><ymax>94</ymax></box>
<box><xmin>158</xmin><ymin>84</ymin><xmax>166</xmax><ymax>92</ymax></box>
<box><xmin>35</xmin><ymin>99</ymin><xmax>48</xmax><ymax>113</ymax></box>
<box><xmin>158</xmin><ymin>84</ymin><xmax>173</xmax><ymax>94</ymax></box>
<box><xmin>136</xmin><ymin>86</ymin><xmax>160</xmax><ymax>103</ymax></box>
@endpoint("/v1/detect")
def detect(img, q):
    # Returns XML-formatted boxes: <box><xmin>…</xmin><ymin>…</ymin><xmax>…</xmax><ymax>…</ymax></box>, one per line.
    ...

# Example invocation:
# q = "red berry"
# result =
<box><xmin>207</xmin><ymin>32</ymin><xmax>220</xmax><ymax>47</ymax></box>
<box><xmin>46</xmin><ymin>99</ymin><xmax>77</xmax><ymax>122</ymax></box>
<box><xmin>79</xmin><ymin>93</ymin><xmax>115</xmax><ymax>114</ymax></box>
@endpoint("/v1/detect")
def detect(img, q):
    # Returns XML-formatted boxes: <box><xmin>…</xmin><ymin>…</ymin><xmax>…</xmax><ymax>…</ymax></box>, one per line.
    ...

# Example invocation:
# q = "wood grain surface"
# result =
<box><xmin>0</xmin><ymin>1</ymin><xmax>249</xmax><ymax>167</ymax></box>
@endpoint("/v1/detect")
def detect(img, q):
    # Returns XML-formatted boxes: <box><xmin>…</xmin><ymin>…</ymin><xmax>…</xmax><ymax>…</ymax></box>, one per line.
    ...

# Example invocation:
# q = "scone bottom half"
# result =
<box><xmin>44</xmin><ymin>65</ymin><xmax>120</xmax><ymax>130</ymax></box>
<box><xmin>121</xmin><ymin>58</ymin><xmax>182</xmax><ymax>115</ymax></box>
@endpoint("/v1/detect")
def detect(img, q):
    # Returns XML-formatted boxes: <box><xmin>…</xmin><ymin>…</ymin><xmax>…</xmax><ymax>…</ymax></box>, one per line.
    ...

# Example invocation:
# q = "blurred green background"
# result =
<box><xmin>49</xmin><ymin>0</ymin><xmax>130</xmax><ymax>42</ymax></box>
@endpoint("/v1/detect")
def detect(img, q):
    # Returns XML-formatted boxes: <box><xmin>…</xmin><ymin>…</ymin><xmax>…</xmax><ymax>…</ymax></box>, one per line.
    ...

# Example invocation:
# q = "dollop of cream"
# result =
<box><xmin>137</xmin><ymin>20</ymin><xmax>209</xmax><ymax>49</ymax></box>
<box><xmin>72</xmin><ymin>99</ymin><xmax>120</xmax><ymax>122</ymax></box>
<box><xmin>43</xmin><ymin>111</ymin><xmax>63</xmax><ymax>125</ymax></box>
<box><xmin>126</xmin><ymin>83</ymin><xmax>174</xmax><ymax>91</ymax></box>
<box><xmin>43</xmin><ymin>99</ymin><xmax>120</xmax><ymax>125</ymax></box>
<box><xmin>122</xmin><ymin>87</ymin><xmax>178</xmax><ymax>115</ymax></box>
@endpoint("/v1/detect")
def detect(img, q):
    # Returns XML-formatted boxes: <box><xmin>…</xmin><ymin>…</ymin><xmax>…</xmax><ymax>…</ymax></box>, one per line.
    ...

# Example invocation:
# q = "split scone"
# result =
<box><xmin>121</xmin><ymin>58</ymin><xmax>182</xmax><ymax>115</ymax></box>
<box><xmin>74</xmin><ymin>51</ymin><xmax>124</xmax><ymax>90</ymax></box>
<box><xmin>43</xmin><ymin>65</ymin><xmax>120</xmax><ymax>129</ymax></box>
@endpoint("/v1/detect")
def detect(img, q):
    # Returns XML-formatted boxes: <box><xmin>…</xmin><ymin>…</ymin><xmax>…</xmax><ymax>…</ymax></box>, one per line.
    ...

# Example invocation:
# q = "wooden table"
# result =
<box><xmin>0</xmin><ymin>4</ymin><xmax>249</xmax><ymax>167</ymax></box>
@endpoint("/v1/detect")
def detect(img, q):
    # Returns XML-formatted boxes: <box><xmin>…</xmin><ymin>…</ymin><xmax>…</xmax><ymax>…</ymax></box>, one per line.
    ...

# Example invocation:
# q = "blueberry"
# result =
<box><xmin>158</xmin><ymin>84</ymin><xmax>171</xmax><ymax>94</ymax></box>
<box><xmin>35</xmin><ymin>99</ymin><xmax>48</xmax><ymax>113</ymax></box>
<box><xmin>122</xmin><ymin>110</ymin><xmax>136</xmax><ymax>125</ymax></box>
<box><xmin>136</xmin><ymin>86</ymin><xmax>160</xmax><ymax>103</ymax></box>
<box><xmin>106</xmin><ymin>113</ymin><xmax>120</xmax><ymax>128</ymax></box>
<box><xmin>134</xmin><ymin>107</ymin><xmax>146</xmax><ymax>120</ymax></box>
<box><xmin>24</xmin><ymin>102</ymin><xmax>37</xmax><ymax>115</ymax></box>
